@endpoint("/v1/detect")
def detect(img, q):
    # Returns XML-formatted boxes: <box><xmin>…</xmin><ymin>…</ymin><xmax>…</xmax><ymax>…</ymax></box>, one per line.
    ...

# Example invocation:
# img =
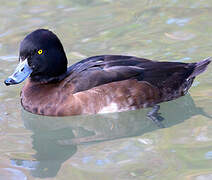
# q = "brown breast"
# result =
<box><xmin>21</xmin><ymin>78</ymin><xmax>161</xmax><ymax>116</ymax></box>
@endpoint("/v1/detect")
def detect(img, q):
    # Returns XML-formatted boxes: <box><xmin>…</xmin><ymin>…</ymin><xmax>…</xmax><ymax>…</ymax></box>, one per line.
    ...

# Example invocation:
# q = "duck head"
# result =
<box><xmin>4</xmin><ymin>29</ymin><xmax>68</xmax><ymax>85</ymax></box>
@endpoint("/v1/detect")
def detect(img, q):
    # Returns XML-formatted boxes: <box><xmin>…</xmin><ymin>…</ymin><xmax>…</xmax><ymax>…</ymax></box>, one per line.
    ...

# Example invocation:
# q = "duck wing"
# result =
<box><xmin>66</xmin><ymin>55</ymin><xmax>209</xmax><ymax>94</ymax></box>
<box><xmin>66</xmin><ymin>55</ymin><xmax>148</xmax><ymax>93</ymax></box>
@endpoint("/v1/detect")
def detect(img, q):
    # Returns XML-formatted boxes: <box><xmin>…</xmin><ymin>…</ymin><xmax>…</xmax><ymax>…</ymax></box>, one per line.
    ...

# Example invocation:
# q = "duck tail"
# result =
<box><xmin>188</xmin><ymin>57</ymin><xmax>211</xmax><ymax>79</ymax></box>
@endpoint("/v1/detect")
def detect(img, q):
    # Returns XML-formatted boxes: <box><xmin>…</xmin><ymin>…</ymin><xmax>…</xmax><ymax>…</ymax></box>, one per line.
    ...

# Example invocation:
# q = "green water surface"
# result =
<box><xmin>0</xmin><ymin>0</ymin><xmax>212</xmax><ymax>179</ymax></box>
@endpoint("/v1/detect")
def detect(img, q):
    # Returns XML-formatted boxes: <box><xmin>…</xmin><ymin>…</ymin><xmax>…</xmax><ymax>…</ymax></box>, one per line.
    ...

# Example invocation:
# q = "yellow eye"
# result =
<box><xmin>38</xmin><ymin>49</ymin><xmax>43</xmax><ymax>55</ymax></box>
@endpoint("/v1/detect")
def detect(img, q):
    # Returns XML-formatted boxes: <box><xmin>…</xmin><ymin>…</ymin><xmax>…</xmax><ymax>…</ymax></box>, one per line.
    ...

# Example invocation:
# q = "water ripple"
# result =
<box><xmin>166</xmin><ymin>18</ymin><xmax>191</xmax><ymax>26</ymax></box>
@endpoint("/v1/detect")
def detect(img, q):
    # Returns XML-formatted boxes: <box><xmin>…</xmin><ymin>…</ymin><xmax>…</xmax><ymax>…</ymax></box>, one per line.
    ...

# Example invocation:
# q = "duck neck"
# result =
<box><xmin>29</xmin><ymin>70</ymin><xmax>70</xmax><ymax>84</ymax></box>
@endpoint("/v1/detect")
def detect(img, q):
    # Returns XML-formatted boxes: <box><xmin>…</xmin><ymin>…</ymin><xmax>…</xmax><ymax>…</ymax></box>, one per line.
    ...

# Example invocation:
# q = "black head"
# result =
<box><xmin>4</xmin><ymin>29</ymin><xmax>68</xmax><ymax>85</ymax></box>
<box><xmin>20</xmin><ymin>29</ymin><xmax>68</xmax><ymax>80</ymax></box>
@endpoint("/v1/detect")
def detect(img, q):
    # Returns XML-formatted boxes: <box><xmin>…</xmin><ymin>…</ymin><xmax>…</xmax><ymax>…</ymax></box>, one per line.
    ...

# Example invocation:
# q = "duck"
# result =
<box><xmin>4</xmin><ymin>29</ymin><xmax>211</xmax><ymax>116</ymax></box>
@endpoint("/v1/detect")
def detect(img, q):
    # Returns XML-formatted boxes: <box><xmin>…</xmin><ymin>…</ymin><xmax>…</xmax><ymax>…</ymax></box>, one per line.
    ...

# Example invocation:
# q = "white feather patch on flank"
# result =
<box><xmin>99</xmin><ymin>102</ymin><xmax>119</xmax><ymax>114</ymax></box>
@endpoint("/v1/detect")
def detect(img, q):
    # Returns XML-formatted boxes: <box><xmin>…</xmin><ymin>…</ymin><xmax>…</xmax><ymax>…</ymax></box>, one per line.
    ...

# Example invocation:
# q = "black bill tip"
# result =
<box><xmin>4</xmin><ymin>78</ymin><xmax>17</xmax><ymax>86</ymax></box>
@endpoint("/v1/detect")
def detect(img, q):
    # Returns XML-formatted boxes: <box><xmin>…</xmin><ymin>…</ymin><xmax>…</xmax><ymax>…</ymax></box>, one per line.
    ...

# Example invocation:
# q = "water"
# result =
<box><xmin>0</xmin><ymin>0</ymin><xmax>212</xmax><ymax>179</ymax></box>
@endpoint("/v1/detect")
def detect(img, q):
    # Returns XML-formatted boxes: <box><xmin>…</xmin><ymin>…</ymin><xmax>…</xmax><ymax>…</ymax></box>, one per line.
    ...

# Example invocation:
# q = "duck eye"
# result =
<box><xmin>38</xmin><ymin>49</ymin><xmax>43</xmax><ymax>55</ymax></box>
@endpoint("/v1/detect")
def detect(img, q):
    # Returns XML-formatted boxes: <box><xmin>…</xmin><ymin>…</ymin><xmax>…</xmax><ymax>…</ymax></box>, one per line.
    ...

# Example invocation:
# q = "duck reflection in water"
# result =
<box><xmin>10</xmin><ymin>95</ymin><xmax>211</xmax><ymax>178</ymax></box>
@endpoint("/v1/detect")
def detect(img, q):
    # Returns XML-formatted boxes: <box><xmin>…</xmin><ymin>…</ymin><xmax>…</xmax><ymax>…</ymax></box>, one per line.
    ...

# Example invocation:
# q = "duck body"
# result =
<box><xmin>21</xmin><ymin>55</ymin><xmax>210</xmax><ymax>116</ymax></box>
<box><xmin>4</xmin><ymin>29</ymin><xmax>211</xmax><ymax>116</ymax></box>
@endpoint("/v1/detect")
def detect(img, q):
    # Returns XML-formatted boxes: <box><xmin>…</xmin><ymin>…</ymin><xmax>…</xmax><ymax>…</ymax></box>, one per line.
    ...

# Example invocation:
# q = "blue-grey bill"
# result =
<box><xmin>4</xmin><ymin>59</ymin><xmax>32</xmax><ymax>86</ymax></box>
